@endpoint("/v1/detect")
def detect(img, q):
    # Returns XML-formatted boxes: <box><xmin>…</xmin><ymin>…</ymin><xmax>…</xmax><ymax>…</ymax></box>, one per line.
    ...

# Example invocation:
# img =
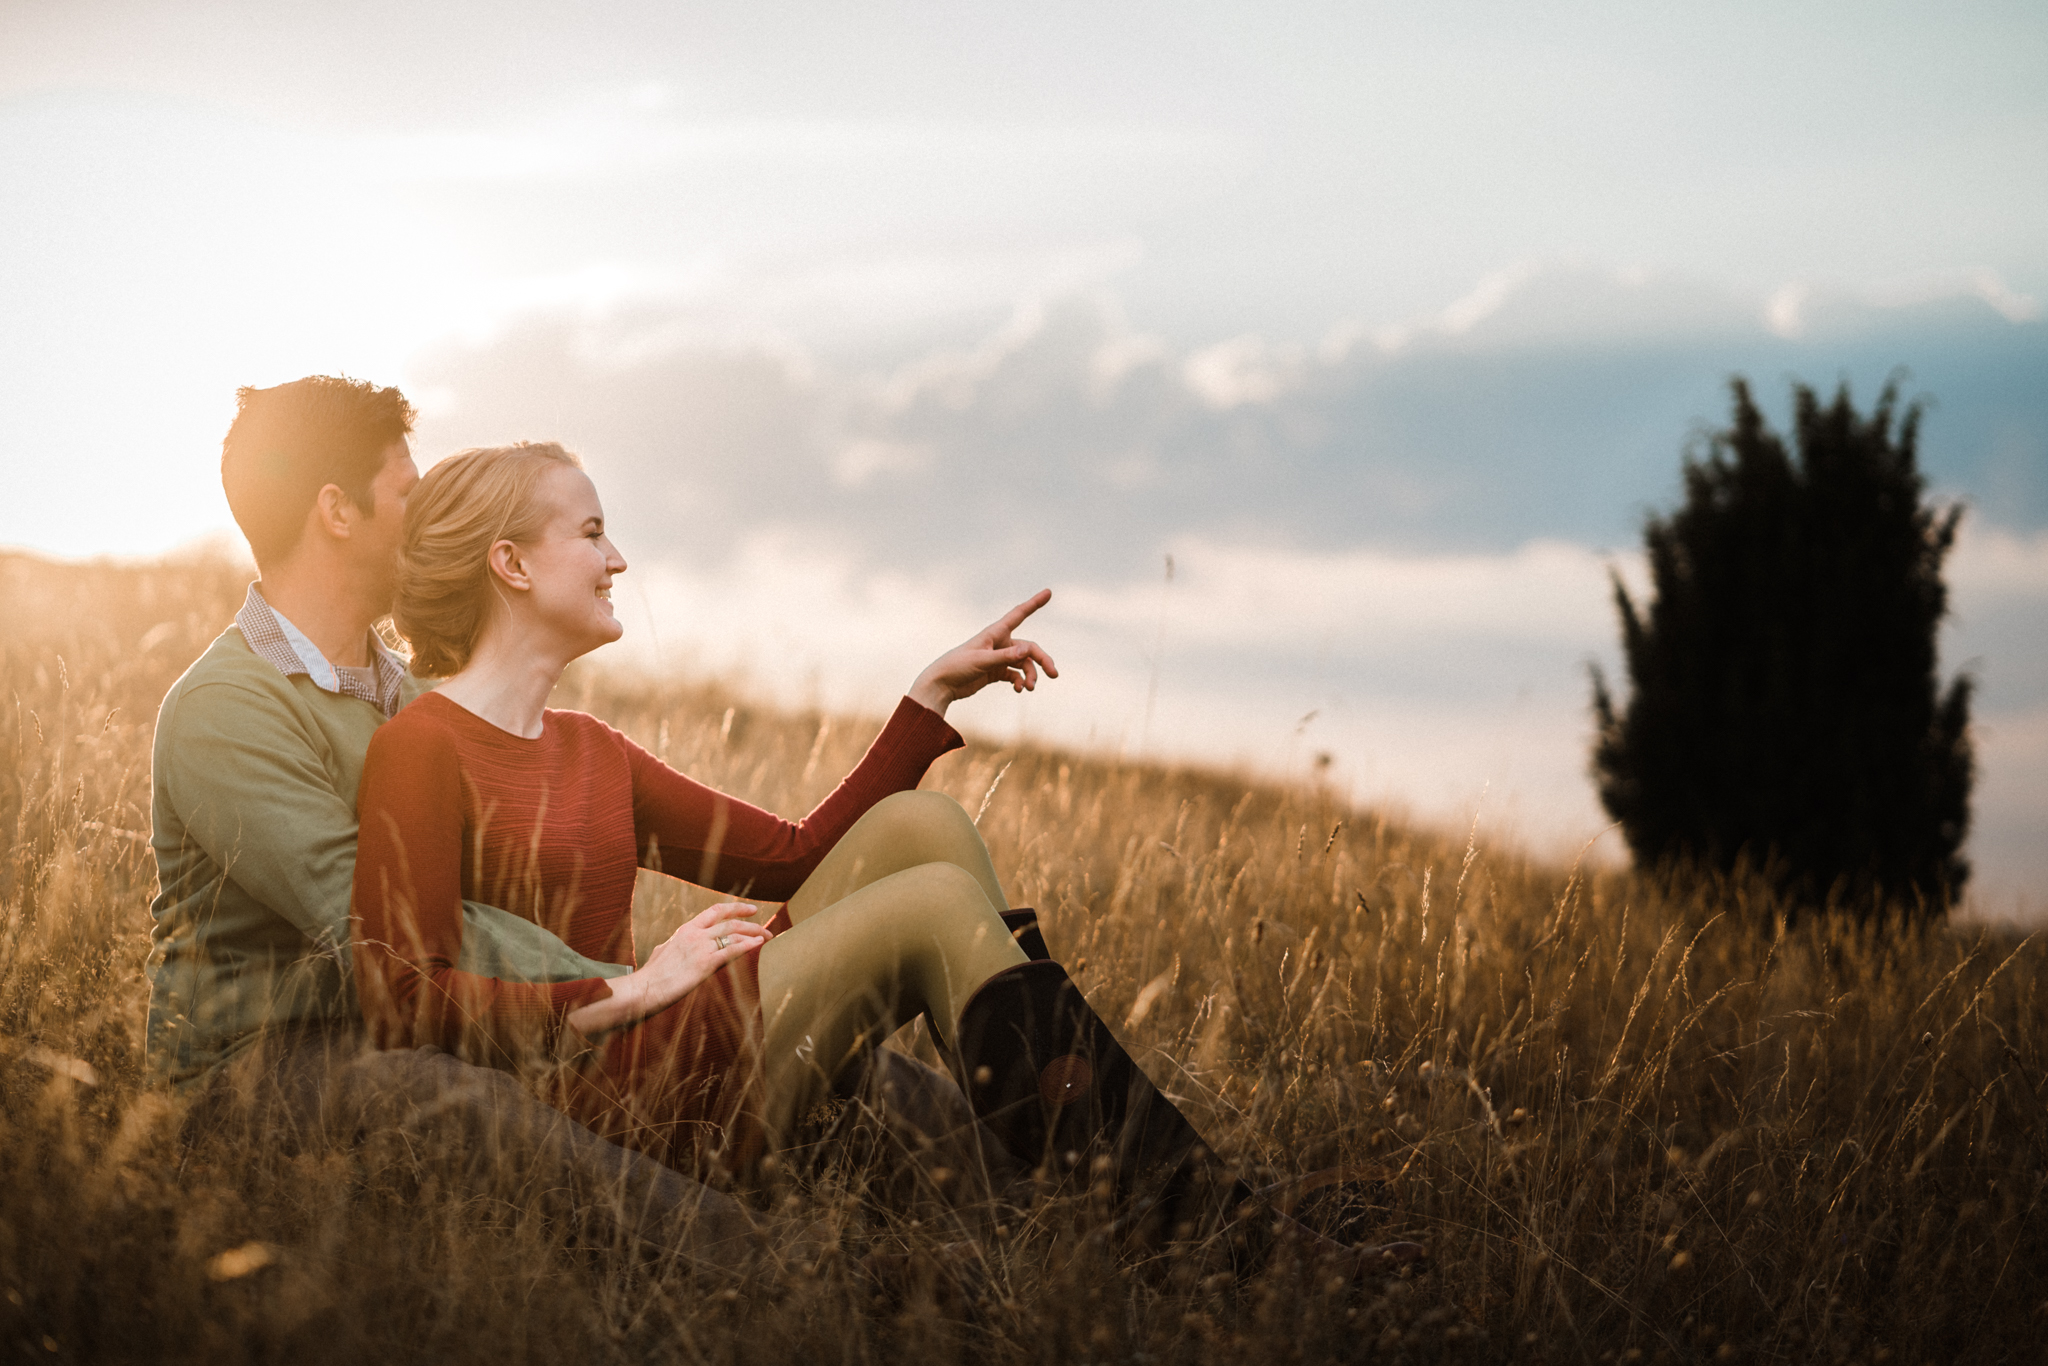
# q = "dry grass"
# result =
<box><xmin>1</xmin><ymin>549</ymin><xmax>2043</xmax><ymax>1364</ymax></box>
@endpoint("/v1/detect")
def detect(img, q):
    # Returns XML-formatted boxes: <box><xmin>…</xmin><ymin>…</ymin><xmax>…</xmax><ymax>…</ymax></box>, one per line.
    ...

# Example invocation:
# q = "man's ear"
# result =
<box><xmin>312</xmin><ymin>483</ymin><xmax>359</xmax><ymax>541</ymax></box>
<box><xmin>487</xmin><ymin>539</ymin><xmax>531</xmax><ymax>592</ymax></box>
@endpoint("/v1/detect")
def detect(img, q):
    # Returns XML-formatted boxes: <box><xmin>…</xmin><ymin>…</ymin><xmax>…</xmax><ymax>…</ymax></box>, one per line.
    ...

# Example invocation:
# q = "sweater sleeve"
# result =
<box><xmin>351</xmin><ymin>714</ymin><xmax>613</xmax><ymax>1064</ymax></box>
<box><xmin>628</xmin><ymin>696</ymin><xmax>964</xmax><ymax>901</ymax></box>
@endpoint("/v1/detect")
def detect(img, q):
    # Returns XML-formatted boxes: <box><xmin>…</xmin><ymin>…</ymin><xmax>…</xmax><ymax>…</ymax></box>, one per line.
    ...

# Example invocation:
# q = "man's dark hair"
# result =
<box><xmin>221</xmin><ymin>376</ymin><xmax>416</xmax><ymax>568</ymax></box>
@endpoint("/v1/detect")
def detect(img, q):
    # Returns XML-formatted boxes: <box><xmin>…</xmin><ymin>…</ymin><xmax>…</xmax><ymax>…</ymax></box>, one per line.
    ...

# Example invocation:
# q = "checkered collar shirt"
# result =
<box><xmin>234</xmin><ymin>582</ymin><xmax>408</xmax><ymax>719</ymax></box>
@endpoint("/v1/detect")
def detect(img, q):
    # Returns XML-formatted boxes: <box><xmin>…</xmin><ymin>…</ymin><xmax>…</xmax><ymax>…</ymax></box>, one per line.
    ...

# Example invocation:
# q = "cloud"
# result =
<box><xmin>605</xmin><ymin>514</ymin><xmax>2043</xmax><ymax>905</ymax></box>
<box><xmin>1058</xmin><ymin>539</ymin><xmax>1627</xmax><ymax>648</ymax></box>
<box><xmin>407</xmin><ymin>271</ymin><xmax>2048</xmax><ymax>583</ymax></box>
<box><xmin>1374</xmin><ymin>262</ymin><xmax>1759</xmax><ymax>353</ymax></box>
<box><xmin>1961</xmin><ymin>701</ymin><xmax>2048</xmax><ymax>923</ymax></box>
<box><xmin>832</xmin><ymin>438</ymin><xmax>934</xmax><ymax>486</ymax></box>
<box><xmin>609</xmin><ymin>525</ymin><xmax>1632</xmax><ymax>859</ymax></box>
<box><xmin>1948</xmin><ymin>524</ymin><xmax>2048</xmax><ymax>598</ymax></box>
<box><xmin>1764</xmin><ymin>270</ymin><xmax>2043</xmax><ymax>341</ymax></box>
<box><xmin>398</xmin><ymin>275</ymin><xmax>2046</xmax><ymax>907</ymax></box>
<box><xmin>1944</xmin><ymin>525</ymin><xmax>2048</xmax><ymax>712</ymax></box>
<box><xmin>1182</xmin><ymin>335</ymin><xmax>1306</xmax><ymax>410</ymax></box>
<box><xmin>1437</xmin><ymin>263</ymin><xmax>1546</xmax><ymax>336</ymax></box>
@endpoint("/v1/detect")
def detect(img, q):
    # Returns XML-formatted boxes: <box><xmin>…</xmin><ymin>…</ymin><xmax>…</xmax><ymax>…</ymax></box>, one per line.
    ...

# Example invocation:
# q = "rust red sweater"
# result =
<box><xmin>350</xmin><ymin>692</ymin><xmax>962</xmax><ymax>1171</ymax></box>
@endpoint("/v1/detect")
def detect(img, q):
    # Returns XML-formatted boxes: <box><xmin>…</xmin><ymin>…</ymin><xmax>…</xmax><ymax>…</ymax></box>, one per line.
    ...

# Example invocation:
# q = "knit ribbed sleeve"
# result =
<box><xmin>625</xmin><ymin>695</ymin><xmax>964</xmax><ymax>900</ymax></box>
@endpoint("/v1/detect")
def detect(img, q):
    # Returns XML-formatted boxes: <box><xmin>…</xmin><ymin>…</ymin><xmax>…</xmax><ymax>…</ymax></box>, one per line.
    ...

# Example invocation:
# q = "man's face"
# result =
<box><xmin>356</xmin><ymin>439</ymin><xmax>420</xmax><ymax>610</ymax></box>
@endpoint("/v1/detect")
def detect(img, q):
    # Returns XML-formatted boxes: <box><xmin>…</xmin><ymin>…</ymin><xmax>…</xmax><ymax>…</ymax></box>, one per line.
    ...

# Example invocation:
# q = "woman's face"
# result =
<box><xmin>511</xmin><ymin>464</ymin><xmax>628</xmax><ymax>658</ymax></box>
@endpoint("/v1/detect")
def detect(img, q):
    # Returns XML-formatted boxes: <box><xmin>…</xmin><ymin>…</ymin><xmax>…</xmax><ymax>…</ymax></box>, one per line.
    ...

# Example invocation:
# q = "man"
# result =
<box><xmin>147</xmin><ymin>376</ymin><xmax>800</xmax><ymax>1267</ymax></box>
<box><xmin>147</xmin><ymin>376</ymin><xmax>630</xmax><ymax>1084</ymax></box>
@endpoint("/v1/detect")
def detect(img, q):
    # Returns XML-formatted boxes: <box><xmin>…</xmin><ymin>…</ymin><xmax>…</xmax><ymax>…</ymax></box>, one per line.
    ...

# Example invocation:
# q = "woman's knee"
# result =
<box><xmin>882</xmin><ymin>858</ymin><xmax>994</xmax><ymax>916</ymax></box>
<box><xmin>864</xmin><ymin>790</ymin><xmax>980</xmax><ymax>859</ymax></box>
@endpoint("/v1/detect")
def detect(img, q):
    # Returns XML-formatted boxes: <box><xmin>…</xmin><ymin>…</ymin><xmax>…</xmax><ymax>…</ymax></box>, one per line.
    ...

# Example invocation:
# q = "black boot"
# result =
<box><xmin>949</xmin><ymin>958</ymin><xmax>1431</xmax><ymax>1275</ymax></box>
<box><xmin>949</xmin><ymin>959</ymin><xmax>1249</xmax><ymax>1245</ymax></box>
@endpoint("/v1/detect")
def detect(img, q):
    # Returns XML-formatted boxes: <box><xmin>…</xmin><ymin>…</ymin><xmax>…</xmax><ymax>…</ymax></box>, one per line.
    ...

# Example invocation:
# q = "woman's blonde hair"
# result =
<box><xmin>393</xmin><ymin>441</ymin><xmax>583</xmax><ymax>677</ymax></box>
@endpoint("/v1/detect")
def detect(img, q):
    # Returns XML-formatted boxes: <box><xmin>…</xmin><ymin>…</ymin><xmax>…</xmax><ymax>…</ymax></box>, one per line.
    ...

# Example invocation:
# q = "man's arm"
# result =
<box><xmin>457</xmin><ymin>903</ymin><xmax>632</xmax><ymax>983</ymax></box>
<box><xmin>160</xmin><ymin>678</ymin><xmax>628</xmax><ymax>984</ymax></box>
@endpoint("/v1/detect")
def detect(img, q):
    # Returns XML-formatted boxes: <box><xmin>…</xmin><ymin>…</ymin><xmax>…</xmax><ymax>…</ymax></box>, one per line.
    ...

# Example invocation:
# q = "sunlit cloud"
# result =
<box><xmin>1181</xmin><ymin>335</ymin><xmax>1306</xmax><ymax>410</ymax></box>
<box><xmin>1767</xmin><ymin>269</ymin><xmax>2042</xmax><ymax>340</ymax></box>
<box><xmin>1947</xmin><ymin>523</ymin><xmax>2048</xmax><ymax>595</ymax></box>
<box><xmin>832</xmin><ymin>439</ymin><xmax>934</xmax><ymax>487</ymax></box>
<box><xmin>613</xmin><ymin>527</ymin><xmax>1631</xmax><ymax>852</ymax></box>
<box><xmin>1056</xmin><ymin>539</ymin><xmax>1630</xmax><ymax>648</ymax></box>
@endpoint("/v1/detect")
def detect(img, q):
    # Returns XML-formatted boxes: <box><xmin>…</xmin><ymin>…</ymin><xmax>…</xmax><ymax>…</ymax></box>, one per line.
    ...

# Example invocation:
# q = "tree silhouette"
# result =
<box><xmin>1591</xmin><ymin>378</ymin><xmax>1973</xmax><ymax>914</ymax></box>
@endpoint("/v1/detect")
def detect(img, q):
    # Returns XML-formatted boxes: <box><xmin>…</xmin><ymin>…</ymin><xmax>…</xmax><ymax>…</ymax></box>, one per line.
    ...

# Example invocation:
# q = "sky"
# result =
<box><xmin>3</xmin><ymin>1</ymin><xmax>2044</xmax><ymax>914</ymax></box>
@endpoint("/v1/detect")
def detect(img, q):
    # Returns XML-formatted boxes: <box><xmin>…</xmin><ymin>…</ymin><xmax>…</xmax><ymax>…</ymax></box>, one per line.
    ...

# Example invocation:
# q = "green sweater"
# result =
<box><xmin>145</xmin><ymin>627</ymin><xmax>630</xmax><ymax>1088</ymax></box>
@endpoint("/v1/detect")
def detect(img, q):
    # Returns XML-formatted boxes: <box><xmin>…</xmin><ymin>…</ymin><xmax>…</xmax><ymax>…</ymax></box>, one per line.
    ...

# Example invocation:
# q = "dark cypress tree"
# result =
<box><xmin>1590</xmin><ymin>377</ymin><xmax>1973</xmax><ymax>915</ymax></box>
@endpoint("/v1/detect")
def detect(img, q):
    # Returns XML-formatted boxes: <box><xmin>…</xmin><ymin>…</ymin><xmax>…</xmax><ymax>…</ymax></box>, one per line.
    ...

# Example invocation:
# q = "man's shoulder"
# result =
<box><xmin>159</xmin><ymin>630</ymin><xmax>427</xmax><ymax>728</ymax></box>
<box><xmin>173</xmin><ymin>624</ymin><xmax>262</xmax><ymax>680</ymax></box>
<box><xmin>151</xmin><ymin>630</ymin><xmax>311</xmax><ymax>796</ymax></box>
<box><xmin>156</xmin><ymin>628</ymin><xmax>287</xmax><ymax>721</ymax></box>
<box><xmin>152</xmin><ymin>627</ymin><xmax>365</xmax><ymax>760</ymax></box>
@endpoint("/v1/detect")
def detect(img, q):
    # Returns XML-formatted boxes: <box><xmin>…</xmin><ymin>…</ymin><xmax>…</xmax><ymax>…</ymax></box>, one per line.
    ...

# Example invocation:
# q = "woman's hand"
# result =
<box><xmin>564</xmin><ymin>901</ymin><xmax>771</xmax><ymax>1039</ymax></box>
<box><xmin>907</xmin><ymin>589</ymin><xmax>1059</xmax><ymax>719</ymax></box>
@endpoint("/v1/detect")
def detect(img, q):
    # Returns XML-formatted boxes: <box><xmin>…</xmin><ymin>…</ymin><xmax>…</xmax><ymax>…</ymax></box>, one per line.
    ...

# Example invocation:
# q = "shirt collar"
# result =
<box><xmin>234</xmin><ymin>582</ymin><xmax>408</xmax><ymax>719</ymax></box>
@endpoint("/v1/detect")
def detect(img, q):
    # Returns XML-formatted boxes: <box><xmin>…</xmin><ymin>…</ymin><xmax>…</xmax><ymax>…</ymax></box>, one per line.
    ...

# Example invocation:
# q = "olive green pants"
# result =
<box><xmin>754</xmin><ymin>790</ymin><xmax>1030</xmax><ymax>1143</ymax></box>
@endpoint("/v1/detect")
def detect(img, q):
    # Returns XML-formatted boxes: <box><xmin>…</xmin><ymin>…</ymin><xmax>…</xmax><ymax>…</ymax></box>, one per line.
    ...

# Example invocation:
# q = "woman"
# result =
<box><xmin>351</xmin><ymin>441</ymin><xmax>1421</xmax><ymax>1272</ymax></box>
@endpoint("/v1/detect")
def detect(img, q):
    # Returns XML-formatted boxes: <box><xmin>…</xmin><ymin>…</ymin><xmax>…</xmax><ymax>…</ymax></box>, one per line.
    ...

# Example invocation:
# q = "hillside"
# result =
<box><xmin>1</xmin><ymin>550</ymin><xmax>2041</xmax><ymax>1363</ymax></box>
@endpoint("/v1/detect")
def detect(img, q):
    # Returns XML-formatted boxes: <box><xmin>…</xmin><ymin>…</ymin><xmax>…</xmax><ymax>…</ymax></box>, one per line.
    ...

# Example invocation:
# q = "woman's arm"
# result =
<box><xmin>621</xmin><ymin>592</ymin><xmax>1052</xmax><ymax>901</ymax></box>
<box><xmin>624</xmin><ymin>696</ymin><xmax>964</xmax><ymax>902</ymax></box>
<box><xmin>351</xmin><ymin>719</ymin><xmax>613</xmax><ymax>1066</ymax></box>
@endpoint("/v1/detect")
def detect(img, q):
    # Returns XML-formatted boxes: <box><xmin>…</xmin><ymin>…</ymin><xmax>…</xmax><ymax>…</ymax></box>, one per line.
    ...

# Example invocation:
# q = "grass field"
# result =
<box><xmin>2</xmin><ymin>549</ymin><xmax>2043</xmax><ymax>1364</ymax></box>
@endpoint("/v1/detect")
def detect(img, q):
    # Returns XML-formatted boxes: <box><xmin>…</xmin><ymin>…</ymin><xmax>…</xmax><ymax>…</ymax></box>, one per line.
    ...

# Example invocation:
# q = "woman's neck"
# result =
<box><xmin>433</xmin><ymin>627</ymin><xmax>569</xmax><ymax>739</ymax></box>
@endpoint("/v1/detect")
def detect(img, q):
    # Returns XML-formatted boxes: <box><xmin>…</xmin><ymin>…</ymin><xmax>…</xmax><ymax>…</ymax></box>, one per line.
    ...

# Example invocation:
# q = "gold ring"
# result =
<box><xmin>714</xmin><ymin>934</ymin><xmax>731</xmax><ymax>950</ymax></box>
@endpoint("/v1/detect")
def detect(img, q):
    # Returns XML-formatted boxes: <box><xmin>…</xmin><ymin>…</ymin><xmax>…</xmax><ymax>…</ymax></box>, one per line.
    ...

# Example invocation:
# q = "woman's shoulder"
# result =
<box><xmin>541</xmin><ymin>707</ymin><xmax>632</xmax><ymax>752</ymax></box>
<box><xmin>385</xmin><ymin>688</ymin><xmax>466</xmax><ymax>733</ymax></box>
<box><xmin>539</xmin><ymin>706</ymin><xmax>613</xmax><ymax>736</ymax></box>
<box><xmin>544</xmin><ymin>709</ymin><xmax>660</xmax><ymax>784</ymax></box>
<box><xmin>368</xmin><ymin>690</ymin><xmax>466</xmax><ymax>763</ymax></box>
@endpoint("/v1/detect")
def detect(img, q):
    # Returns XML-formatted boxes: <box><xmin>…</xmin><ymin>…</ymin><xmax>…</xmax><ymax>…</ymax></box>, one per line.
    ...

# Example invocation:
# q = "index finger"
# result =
<box><xmin>990</xmin><ymin>588</ymin><xmax>1052</xmax><ymax>637</ymax></box>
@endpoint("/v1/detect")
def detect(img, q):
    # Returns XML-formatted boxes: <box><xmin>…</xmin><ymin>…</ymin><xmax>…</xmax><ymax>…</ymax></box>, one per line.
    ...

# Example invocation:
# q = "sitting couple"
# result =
<box><xmin>148</xmin><ymin>374</ymin><xmax>1420</xmax><ymax>1279</ymax></box>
